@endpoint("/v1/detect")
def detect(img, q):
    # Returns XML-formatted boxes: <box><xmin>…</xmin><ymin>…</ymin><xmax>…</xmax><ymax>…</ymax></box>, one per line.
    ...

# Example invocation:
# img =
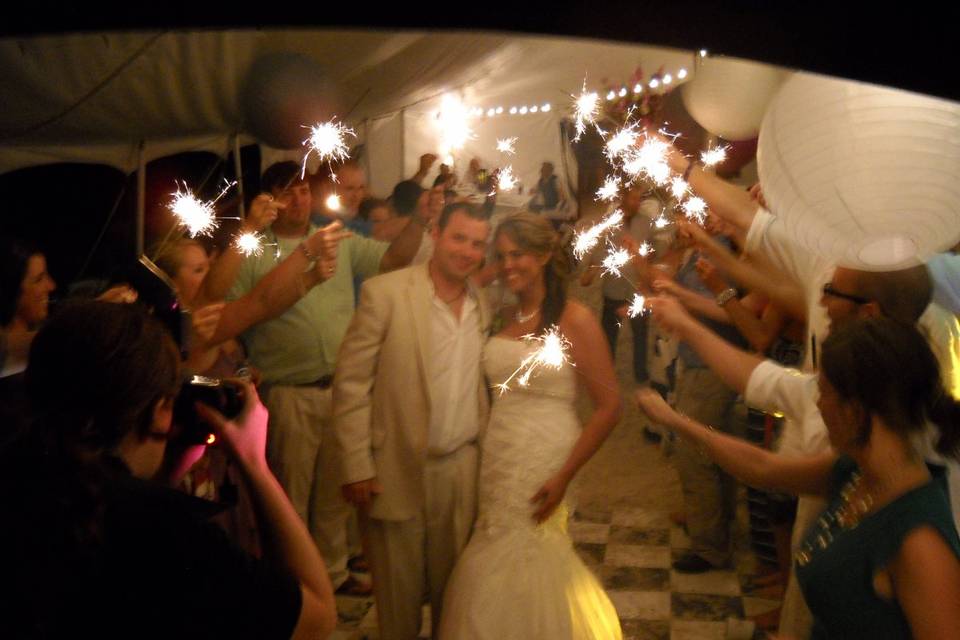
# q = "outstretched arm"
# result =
<box><xmin>196</xmin><ymin>193</ymin><xmax>281</xmax><ymax>307</ymax></box>
<box><xmin>647</xmin><ymin>294</ymin><xmax>762</xmax><ymax>394</ymax></box>
<box><xmin>665</xmin><ymin>147</ymin><xmax>760</xmax><ymax>233</ymax></box>
<box><xmin>635</xmin><ymin>387</ymin><xmax>834</xmax><ymax>496</ymax></box>
<box><xmin>530</xmin><ymin>301</ymin><xmax>622</xmax><ymax>523</ymax></box>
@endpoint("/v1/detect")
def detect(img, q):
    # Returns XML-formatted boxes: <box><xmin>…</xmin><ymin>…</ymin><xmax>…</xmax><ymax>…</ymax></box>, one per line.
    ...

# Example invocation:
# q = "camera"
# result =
<box><xmin>172</xmin><ymin>375</ymin><xmax>245</xmax><ymax>445</ymax></box>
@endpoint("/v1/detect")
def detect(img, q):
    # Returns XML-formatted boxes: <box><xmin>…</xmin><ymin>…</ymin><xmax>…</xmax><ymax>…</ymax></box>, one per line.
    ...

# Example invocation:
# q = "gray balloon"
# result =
<box><xmin>240</xmin><ymin>52</ymin><xmax>344</xmax><ymax>149</ymax></box>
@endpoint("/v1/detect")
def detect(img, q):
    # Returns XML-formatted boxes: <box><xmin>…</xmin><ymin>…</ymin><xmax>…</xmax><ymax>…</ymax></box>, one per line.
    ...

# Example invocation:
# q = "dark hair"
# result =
<box><xmin>437</xmin><ymin>201</ymin><xmax>487</xmax><ymax>232</ymax></box>
<box><xmin>432</xmin><ymin>174</ymin><xmax>451</xmax><ymax>188</ymax></box>
<box><xmin>821</xmin><ymin>316</ymin><xmax>960</xmax><ymax>458</ymax></box>
<box><xmin>261</xmin><ymin>161</ymin><xmax>306</xmax><ymax>194</ymax></box>
<box><xmin>26</xmin><ymin>300</ymin><xmax>181</xmax><ymax>455</ymax></box>
<box><xmin>0</xmin><ymin>236</ymin><xmax>41</xmax><ymax>326</ymax></box>
<box><xmin>494</xmin><ymin>212</ymin><xmax>573</xmax><ymax>332</ymax></box>
<box><xmin>357</xmin><ymin>197</ymin><xmax>390</xmax><ymax>221</ymax></box>
<box><xmin>849</xmin><ymin>264</ymin><xmax>932</xmax><ymax>324</ymax></box>
<box><xmin>390</xmin><ymin>180</ymin><xmax>424</xmax><ymax>217</ymax></box>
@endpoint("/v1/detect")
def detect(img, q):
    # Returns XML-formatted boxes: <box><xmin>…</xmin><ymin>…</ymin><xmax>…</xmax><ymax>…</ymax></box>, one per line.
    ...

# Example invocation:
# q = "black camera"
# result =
<box><xmin>172</xmin><ymin>375</ymin><xmax>245</xmax><ymax>445</ymax></box>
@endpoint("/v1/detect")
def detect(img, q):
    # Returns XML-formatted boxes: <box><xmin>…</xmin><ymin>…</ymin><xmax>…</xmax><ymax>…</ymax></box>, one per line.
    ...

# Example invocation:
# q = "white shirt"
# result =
<box><xmin>428</xmin><ymin>289</ymin><xmax>482</xmax><ymax>455</ymax></box>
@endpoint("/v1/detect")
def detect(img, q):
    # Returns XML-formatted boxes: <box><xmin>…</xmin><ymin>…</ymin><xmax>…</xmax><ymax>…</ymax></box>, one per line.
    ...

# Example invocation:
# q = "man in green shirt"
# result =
<box><xmin>229</xmin><ymin>161</ymin><xmax>428</xmax><ymax>594</ymax></box>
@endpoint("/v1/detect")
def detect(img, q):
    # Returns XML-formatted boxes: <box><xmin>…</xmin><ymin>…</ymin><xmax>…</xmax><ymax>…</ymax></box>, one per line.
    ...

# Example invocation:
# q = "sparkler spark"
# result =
<box><xmin>572</xmin><ymin>80</ymin><xmax>601</xmax><ymax>142</ymax></box>
<box><xmin>682</xmin><ymin>196</ymin><xmax>708</xmax><ymax>224</ymax></box>
<box><xmin>627</xmin><ymin>294</ymin><xmax>648</xmax><ymax>318</ymax></box>
<box><xmin>301</xmin><ymin>120</ymin><xmax>355</xmax><ymax>177</ymax></box>
<box><xmin>600</xmin><ymin>244</ymin><xmax>632</xmax><ymax>278</ymax></box>
<box><xmin>701</xmin><ymin>145</ymin><xmax>729</xmax><ymax>168</ymax></box>
<box><xmin>234</xmin><ymin>231</ymin><xmax>266</xmax><ymax>257</ymax></box>
<box><xmin>670</xmin><ymin>176</ymin><xmax>690</xmax><ymax>200</ymax></box>
<box><xmin>595</xmin><ymin>175</ymin><xmax>621</xmax><ymax>202</ymax></box>
<box><xmin>496</xmin><ymin>166</ymin><xmax>518</xmax><ymax>192</ymax></box>
<box><xmin>654</xmin><ymin>214</ymin><xmax>671</xmax><ymax>229</ymax></box>
<box><xmin>437</xmin><ymin>94</ymin><xmax>475</xmax><ymax>158</ymax></box>
<box><xmin>638</xmin><ymin>242</ymin><xmax>654</xmax><ymax>257</ymax></box>
<box><xmin>622</xmin><ymin>136</ymin><xmax>673</xmax><ymax>186</ymax></box>
<box><xmin>572</xmin><ymin>209</ymin><xmax>624</xmax><ymax>260</ymax></box>
<box><xmin>169</xmin><ymin>179</ymin><xmax>237</xmax><ymax>238</ymax></box>
<box><xmin>496</xmin><ymin>137</ymin><xmax>518</xmax><ymax>155</ymax></box>
<box><xmin>496</xmin><ymin>326</ymin><xmax>572</xmax><ymax>394</ymax></box>
<box><xmin>605</xmin><ymin>122</ymin><xmax>640</xmax><ymax>162</ymax></box>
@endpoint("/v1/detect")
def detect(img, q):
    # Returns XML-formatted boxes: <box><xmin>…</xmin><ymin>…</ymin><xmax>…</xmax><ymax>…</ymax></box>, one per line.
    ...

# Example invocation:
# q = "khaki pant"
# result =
<box><xmin>363</xmin><ymin>443</ymin><xmax>479</xmax><ymax>640</ymax></box>
<box><xmin>262</xmin><ymin>384</ymin><xmax>350</xmax><ymax>588</ymax></box>
<box><xmin>673</xmin><ymin>366</ymin><xmax>744</xmax><ymax>567</ymax></box>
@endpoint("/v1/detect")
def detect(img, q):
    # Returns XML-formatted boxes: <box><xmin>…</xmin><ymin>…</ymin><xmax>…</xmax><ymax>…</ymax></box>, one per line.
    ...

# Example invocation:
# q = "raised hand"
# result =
<box><xmin>634</xmin><ymin>386</ymin><xmax>678</xmax><ymax>427</ymax></box>
<box><xmin>305</xmin><ymin>219</ymin><xmax>352</xmax><ymax>282</ymax></box>
<box><xmin>695</xmin><ymin>257</ymin><xmax>727</xmax><ymax>295</ymax></box>
<box><xmin>646</xmin><ymin>295</ymin><xmax>696</xmax><ymax>335</ymax></box>
<box><xmin>191</xmin><ymin>302</ymin><xmax>225</xmax><ymax>344</ymax></box>
<box><xmin>194</xmin><ymin>380</ymin><xmax>269</xmax><ymax>470</ymax></box>
<box><xmin>243</xmin><ymin>193</ymin><xmax>283</xmax><ymax>233</ymax></box>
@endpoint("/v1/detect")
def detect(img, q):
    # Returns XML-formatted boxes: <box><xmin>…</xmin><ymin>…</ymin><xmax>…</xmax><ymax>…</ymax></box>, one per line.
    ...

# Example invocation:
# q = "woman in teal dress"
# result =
<box><xmin>637</xmin><ymin>316</ymin><xmax>960</xmax><ymax>639</ymax></box>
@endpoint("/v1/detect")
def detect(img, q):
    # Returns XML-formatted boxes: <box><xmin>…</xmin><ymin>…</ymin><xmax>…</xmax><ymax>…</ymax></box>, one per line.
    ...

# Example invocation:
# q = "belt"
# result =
<box><xmin>295</xmin><ymin>374</ymin><xmax>333</xmax><ymax>389</ymax></box>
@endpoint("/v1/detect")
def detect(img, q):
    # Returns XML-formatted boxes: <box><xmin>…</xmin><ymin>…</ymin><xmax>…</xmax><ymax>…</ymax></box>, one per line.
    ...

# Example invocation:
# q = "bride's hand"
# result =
<box><xmin>530</xmin><ymin>473</ymin><xmax>570</xmax><ymax>523</ymax></box>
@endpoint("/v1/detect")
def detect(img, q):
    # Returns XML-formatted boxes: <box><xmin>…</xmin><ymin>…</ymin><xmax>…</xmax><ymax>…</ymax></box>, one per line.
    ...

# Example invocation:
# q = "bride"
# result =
<box><xmin>439</xmin><ymin>212</ymin><xmax>623</xmax><ymax>639</ymax></box>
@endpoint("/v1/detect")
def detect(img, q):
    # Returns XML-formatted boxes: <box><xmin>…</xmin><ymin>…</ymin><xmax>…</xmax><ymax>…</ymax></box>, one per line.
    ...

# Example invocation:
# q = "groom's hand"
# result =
<box><xmin>342</xmin><ymin>478</ymin><xmax>383</xmax><ymax>509</ymax></box>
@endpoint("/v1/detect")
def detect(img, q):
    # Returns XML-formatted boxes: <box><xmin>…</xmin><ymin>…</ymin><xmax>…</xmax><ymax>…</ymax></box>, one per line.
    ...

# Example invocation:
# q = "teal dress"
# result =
<box><xmin>796</xmin><ymin>456</ymin><xmax>960</xmax><ymax>638</ymax></box>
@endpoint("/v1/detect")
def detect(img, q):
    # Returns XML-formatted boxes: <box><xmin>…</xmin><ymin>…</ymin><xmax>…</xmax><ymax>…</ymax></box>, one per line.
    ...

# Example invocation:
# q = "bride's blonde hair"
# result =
<box><xmin>494</xmin><ymin>212</ymin><xmax>572</xmax><ymax>332</ymax></box>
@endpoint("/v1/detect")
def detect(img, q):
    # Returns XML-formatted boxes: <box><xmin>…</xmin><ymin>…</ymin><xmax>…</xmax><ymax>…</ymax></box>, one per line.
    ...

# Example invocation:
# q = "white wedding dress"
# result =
<box><xmin>438</xmin><ymin>336</ymin><xmax>622</xmax><ymax>639</ymax></box>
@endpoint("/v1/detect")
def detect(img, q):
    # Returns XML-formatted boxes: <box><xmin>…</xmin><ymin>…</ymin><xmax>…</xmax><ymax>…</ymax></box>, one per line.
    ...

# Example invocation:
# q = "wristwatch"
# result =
<box><xmin>715</xmin><ymin>287</ymin><xmax>737</xmax><ymax>306</ymax></box>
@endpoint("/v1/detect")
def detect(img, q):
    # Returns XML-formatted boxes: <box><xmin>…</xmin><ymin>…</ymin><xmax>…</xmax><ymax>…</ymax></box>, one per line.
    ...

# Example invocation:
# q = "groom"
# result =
<box><xmin>333</xmin><ymin>202</ymin><xmax>492</xmax><ymax>639</ymax></box>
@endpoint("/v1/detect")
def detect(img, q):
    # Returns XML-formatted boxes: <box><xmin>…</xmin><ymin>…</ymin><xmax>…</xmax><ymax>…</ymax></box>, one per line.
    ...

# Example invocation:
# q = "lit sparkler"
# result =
<box><xmin>301</xmin><ymin>119</ymin><xmax>355</xmax><ymax>177</ymax></box>
<box><xmin>572</xmin><ymin>209</ymin><xmax>624</xmax><ymax>260</ymax></box>
<box><xmin>701</xmin><ymin>144</ymin><xmax>729</xmax><ymax>168</ymax></box>
<box><xmin>682</xmin><ymin>196</ymin><xmax>708</xmax><ymax>224</ymax></box>
<box><xmin>605</xmin><ymin>121</ymin><xmax>640</xmax><ymax>162</ymax></box>
<box><xmin>627</xmin><ymin>293</ymin><xmax>648</xmax><ymax>318</ymax></box>
<box><xmin>654</xmin><ymin>214</ymin><xmax>671</xmax><ymax>229</ymax></box>
<box><xmin>325</xmin><ymin>194</ymin><xmax>342</xmax><ymax>211</ymax></box>
<box><xmin>595</xmin><ymin>175</ymin><xmax>620</xmax><ymax>202</ymax></box>
<box><xmin>496</xmin><ymin>166</ymin><xmax>518</xmax><ymax>192</ymax></box>
<box><xmin>600</xmin><ymin>244</ymin><xmax>632</xmax><ymax>278</ymax></box>
<box><xmin>496</xmin><ymin>137</ymin><xmax>518</xmax><ymax>155</ymax></box>
<box><xmin>234</xmin><ymin>231</ymin><xmax>266</xmax><ymax>257</ymax></box>
<box><xmin>572</xmin><ymin>80</ymin><xmax>601</xmax><ymax>142</ymax></box>
<box><xmin>622</xmin><ymin>136</ymin><xmax>673</xmax><ymax>186</ymax></box>
<box><xmin>670</xmin><ymin>176</ymin><xmax>690</xmax><ymax>200</ymax></box>
<box><xmin>495</xmin><ymin>326</ymin><xmax>572</xmax><ymax>394</ymax></box>
<box><xmin>637</xmin><ymin>241</ymin><xmax>654</xmax><ymax>257</ymax></box>
<box><xmin>169</xmin><ymin>179</ymin><xmax>237</xmax><ymax>238</ymax></box>
<box><xmin>437</xmin><ymin>94</ymin><xmax>475</xmax><ymax>158</ymax></box>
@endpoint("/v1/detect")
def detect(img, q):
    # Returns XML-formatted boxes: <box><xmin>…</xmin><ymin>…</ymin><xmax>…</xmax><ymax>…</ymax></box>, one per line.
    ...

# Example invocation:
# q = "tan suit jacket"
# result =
<box><xmin>333</xmin><ymin>263</ymin><xmax>491</xmax><ymax>521</ymax></box>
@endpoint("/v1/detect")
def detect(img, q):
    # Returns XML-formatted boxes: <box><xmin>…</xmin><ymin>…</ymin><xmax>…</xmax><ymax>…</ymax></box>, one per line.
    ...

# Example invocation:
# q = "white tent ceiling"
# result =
<box><xmin>0</xmin><ymin>29</ymin><xmax>695</xmax><ymax>174</ymax></box>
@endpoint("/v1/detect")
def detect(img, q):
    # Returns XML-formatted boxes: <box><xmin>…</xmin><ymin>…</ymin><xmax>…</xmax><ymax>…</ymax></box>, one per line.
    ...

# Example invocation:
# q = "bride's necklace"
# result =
<box><xmin>515</xmin><ymin>305</ymin><xmax>540</xmax><ymax>324</ymax></box>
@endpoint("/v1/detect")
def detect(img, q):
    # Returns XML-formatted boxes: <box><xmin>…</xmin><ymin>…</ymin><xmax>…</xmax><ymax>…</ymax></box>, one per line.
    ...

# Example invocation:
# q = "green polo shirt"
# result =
<box><xmin>229</xmin><ymin>225</ymin><xmax>387</xmax><ymax>385</ymax></box>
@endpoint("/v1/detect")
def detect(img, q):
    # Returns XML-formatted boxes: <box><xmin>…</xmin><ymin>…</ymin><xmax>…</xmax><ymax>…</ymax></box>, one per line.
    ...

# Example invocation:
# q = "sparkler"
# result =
<box><xmin>496</xmin><ymin>137</ymin><xmax>518</xmax><ymax>155</ymax></box>
<box><xmin>654</xmin><ymin>214</ymin><xmax>671</xmax><ymax>229</ymax></box>
<box><xmin>637</xmin><ymin>241</ymin><xmax>654</xmax><ymax>257</ymax></box>
<box><xmin>600</xmin><ymin>244</ymin><xmax>632</xmax><ymax>278</ymax></box>
<box><xmin>622</xmin><ymin>136</ymin><xmax>673</xmax><ymax>186</ymax></box>
<box><xmin>682</xmin><ymin>196</ymin><xmax>708</xmax><ymax>224</ymax></box>
<box><xmin>595</xmin><ymin>175</ymin><xmax>620</xmax><ymax>202</ymax></box>
<box><xmin>301</xmin><ymin>119</ymin><xmax>355</xmax><ymax>178</ymax></box>
<box><xmin>495</xmin><ymin>326</ymin><xmax>572</xmax><ymax>394</ymax></box>
<box><xmin>604</xmin><ymin>121</ymin><xmax>640</xmax><ymax>162</ymax></box>
<box><xmin>496</xmin><ymin>166</ymin><xmax>518</xmax><ymax>192</ymax></box>
<box><xmin>627</xmin><ymin>293</ymin><xmax>648</xmax><ymax>318</ymax></box>
<box><xmin>234</xmin><ymin>231</ymin><xmax>266</xmax><ymax>257</ymax></box>
<box><xmin>437</xmin><ymin>94</ymin><xmax>474</xmax><ymax>158</ymax></box>
<box><xmin>169</xmin><ymin>179</ymin><xmax>237</xmax><ymax>238</ymax></box>
<box><xmin>572</xmin><ymin>80</ymin><xmax>601</xmax><ymax>142</ymax></box>
<box><xmin>572</xmin><ymin>209</ymin><xmax>624</xmax><ymax>260</ymax></box>
<box><xmin>670</xmin><ymin>176</ymin><xmax>690</xmax><ymax>200</ymax></box>
<box><xmin>701</xmin><ymin>144</ymin><xmax>729</xmax><ymax>168</ymax></box>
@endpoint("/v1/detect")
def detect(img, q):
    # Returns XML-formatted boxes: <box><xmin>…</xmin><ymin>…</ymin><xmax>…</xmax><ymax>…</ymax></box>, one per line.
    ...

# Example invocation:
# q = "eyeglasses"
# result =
<box><xmin>822</xmin><ymin>283</ymin><xmax>871</xmax><ymax>305</ymax></box>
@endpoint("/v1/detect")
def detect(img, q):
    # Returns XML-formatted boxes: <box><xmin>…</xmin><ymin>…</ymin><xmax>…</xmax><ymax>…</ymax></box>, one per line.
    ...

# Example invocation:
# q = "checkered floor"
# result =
<box><xmin>330</xmin><ymin>504</ymin><xmax>781</xmax><ymax>640</ymax></box>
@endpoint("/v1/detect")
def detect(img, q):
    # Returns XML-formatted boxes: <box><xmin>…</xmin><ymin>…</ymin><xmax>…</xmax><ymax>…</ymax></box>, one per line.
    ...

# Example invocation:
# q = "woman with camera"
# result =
<box><xmin>0</xmin><ymin>300</ymin><xmax>336</xmax><ymax>639</ymax></box>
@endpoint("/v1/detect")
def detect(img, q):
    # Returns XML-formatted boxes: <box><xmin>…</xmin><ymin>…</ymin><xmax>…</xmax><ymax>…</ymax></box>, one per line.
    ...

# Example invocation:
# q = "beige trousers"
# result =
<box><xmin>363</xmin><ymin>443</ymin><xmax>479</xmax><ymax>640</ymax></box>
<box><xmin>673</xmin><ymin>366</ymin><xmax>744</xmax><ymax>567</ymax></box>
<box><xmin>262</xmin><ymin>384</ymin><xmax>350</xmax><ymax>588</ymax></box>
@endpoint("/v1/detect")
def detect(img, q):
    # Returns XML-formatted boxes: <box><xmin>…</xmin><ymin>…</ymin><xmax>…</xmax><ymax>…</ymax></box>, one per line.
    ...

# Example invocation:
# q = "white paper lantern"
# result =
<box><xmin>757</xmin><ymin>72</ymin><xmax>960</xmax><ymax>270</ymax></box>
<box><xmin>682</xmin><ymin>56</ymin><xmax>788</xmax><ymax>141</ymax></box>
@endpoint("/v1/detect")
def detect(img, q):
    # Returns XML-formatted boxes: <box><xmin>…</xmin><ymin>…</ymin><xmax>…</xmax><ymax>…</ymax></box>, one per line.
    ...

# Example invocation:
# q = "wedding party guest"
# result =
<box><xmin>637</xmin><ymin>316</ymin><xmax>960</xmax><ymax>639</ymax></box>
<box><xmin>1</xmin><ymin>300</ymin><xmax>336</xmax><ymax>639</ymax></box>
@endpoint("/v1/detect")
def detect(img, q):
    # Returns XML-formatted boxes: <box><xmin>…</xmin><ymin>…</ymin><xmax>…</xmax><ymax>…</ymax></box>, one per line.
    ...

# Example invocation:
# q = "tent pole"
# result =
<box><xmin>400</xmin><ymin>108</ymin><xmax>406</xmax><ymax>180</ymax></box>
<box><xmin>363</xmin><ymin>118</ymin><xmax>371</xmax><ymax>186</ymax></box>
<box><xmin>233</xmin><ymin>134</ymin><xmax>246</xmax><ymax>219</ymax></box>
<box><xmin>136</xmin><ymin>140</ymin><xmax>145</xmax><ymax>256</ymax></box>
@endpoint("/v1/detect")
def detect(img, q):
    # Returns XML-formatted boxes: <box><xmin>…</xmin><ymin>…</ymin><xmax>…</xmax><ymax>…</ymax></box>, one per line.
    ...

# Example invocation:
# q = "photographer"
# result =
<box><xmin>0</xmin><ymin>300</ymin><xmax>335</xmax><ymax>639</ymax></box>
